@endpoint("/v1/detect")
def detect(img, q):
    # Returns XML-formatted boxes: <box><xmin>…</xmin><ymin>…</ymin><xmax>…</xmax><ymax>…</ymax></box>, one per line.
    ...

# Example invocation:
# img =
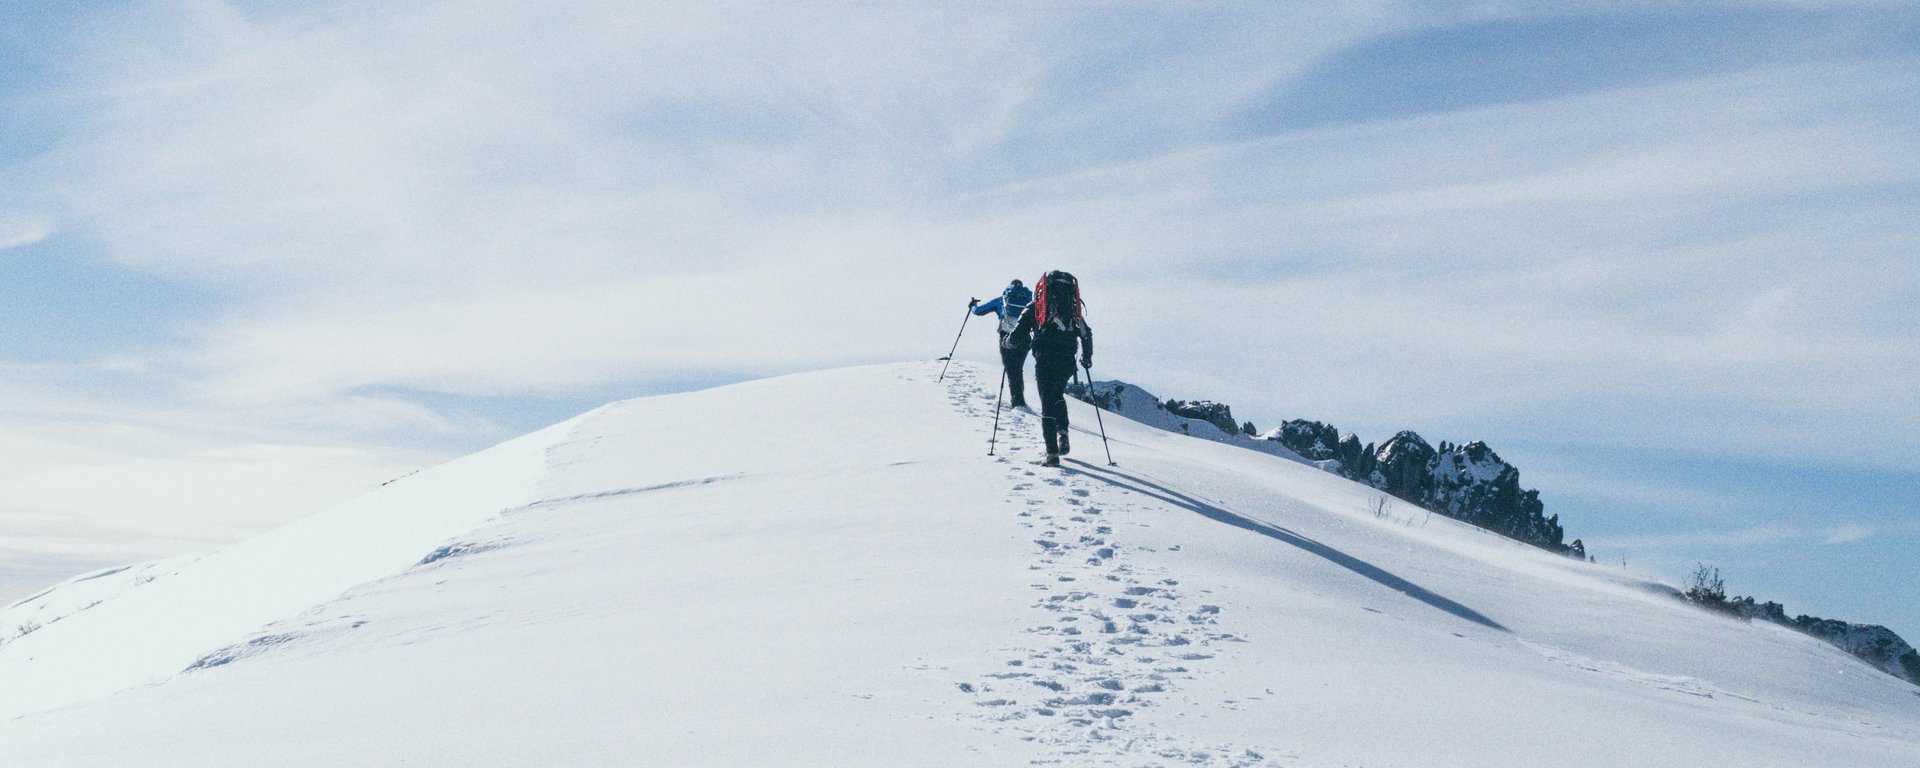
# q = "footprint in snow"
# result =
<box><xmin>967</xmin><ymin>464</ymin><xmax>1279</xmax><ymax>765</ymax></box>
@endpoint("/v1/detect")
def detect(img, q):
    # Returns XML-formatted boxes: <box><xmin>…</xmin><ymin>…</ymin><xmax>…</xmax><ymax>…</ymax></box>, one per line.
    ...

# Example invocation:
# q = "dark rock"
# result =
<box><xmin>1730</xmin><ymin>601</ymin><xmax>1919</xmax><ymax>684</ymax></box>
<box><xmin>1067</xmin><ymin>380</ymin><xmax>1127</xmax><ymax>412</ymax></box>
<box><xmin>1790</xmin><ymin>617</ymin><xmax>1920</xmax><ymax>685</ymax></box>
<box><xmin>1339</xmin><ymin>435</ymin><xmax>1374</xmax><ymax>480</ymax></box>
<box><xmin>1084</xmin><ymin>381</ymin><xmax>1574</xmax><ymax>555</ymax></box>
<box><xmin>1370</xmin><ymin>431</ymin><xmax>1436</xmax><ymax>503</ymax></box>
<box><xmin>1270</xmin><ymin>420</ymin><xmax>1341</xmax><ymax>462</ymax></box>
<box><xmin>1423</xmin><ymin>441</ymin><xmax>1564</xmax><ymax>550</ymax></box>
<box><xmin>1162</xmin><ymin>400</ymin><xmax>1238</xmax><ymax>436</ymax></box>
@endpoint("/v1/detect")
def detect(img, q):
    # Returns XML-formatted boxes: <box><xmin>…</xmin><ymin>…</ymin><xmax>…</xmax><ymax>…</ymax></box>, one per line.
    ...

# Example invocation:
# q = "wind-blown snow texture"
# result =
<box><xmin>0</xmin><ymin>363</ymin><xmax>1915</xmax><ymax>767</ymax></box>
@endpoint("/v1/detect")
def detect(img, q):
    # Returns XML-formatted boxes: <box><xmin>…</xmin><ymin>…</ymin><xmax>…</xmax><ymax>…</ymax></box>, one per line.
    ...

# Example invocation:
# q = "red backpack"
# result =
<box><xmin>1035</xmin><ymin>270</ymin><xmax>1082</xmax><ymax>327</ymax></box>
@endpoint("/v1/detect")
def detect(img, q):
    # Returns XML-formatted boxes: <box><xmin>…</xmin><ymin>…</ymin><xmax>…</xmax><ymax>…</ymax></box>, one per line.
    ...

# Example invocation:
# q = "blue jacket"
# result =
<box><xmin>973</xmin><ymin>284</ymin><xmax>1033</xmax><ymax>332</ymax></box>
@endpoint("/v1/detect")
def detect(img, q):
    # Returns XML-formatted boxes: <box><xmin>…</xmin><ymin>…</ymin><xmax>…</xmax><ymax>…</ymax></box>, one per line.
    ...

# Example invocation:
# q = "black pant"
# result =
<box><xmin>999</xmin><ymin>337</ymin><xmax>1030</xmax><ymax>406</ymax></box>
<box><xmin>1034</xmin><ymin>354</ymin><xmax>1075</xmax><ymax>455</ymax></box>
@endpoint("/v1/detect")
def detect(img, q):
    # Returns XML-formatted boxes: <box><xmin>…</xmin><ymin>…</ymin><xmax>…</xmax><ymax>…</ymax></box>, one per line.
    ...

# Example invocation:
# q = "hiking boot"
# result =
<box><xmin>1041</xmin><ymin>453</ymin><xmax>1060</xmax><ymax>467</ymax></box>
<box><xmin>1058</xmin><ymin>432</ymin><xmax>1071</xmax><ymax>456</ymax></box>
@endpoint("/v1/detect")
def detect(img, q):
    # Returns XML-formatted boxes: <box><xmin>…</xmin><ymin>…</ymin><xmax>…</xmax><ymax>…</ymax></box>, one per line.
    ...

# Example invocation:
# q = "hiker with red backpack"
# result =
<box><xmin>1005</xmin><ymin>271</ymin><xmax>1094</xmax><ymax>467</ymax></box>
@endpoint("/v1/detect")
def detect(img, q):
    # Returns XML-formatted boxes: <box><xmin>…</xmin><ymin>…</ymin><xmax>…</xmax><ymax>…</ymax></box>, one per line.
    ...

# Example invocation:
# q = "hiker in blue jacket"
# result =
<box><xmin>969</xmin><ymin>279</ymin><xmax>1034</xmax><ymax>408</ymax></box>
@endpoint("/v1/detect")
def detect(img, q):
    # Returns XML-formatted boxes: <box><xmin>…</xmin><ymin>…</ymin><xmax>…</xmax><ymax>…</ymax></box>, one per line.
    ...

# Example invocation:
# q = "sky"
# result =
<box><xmin>1</xmin><ymin>1</ymin><xmax>1915</xmax><ymax>640</ymax></box>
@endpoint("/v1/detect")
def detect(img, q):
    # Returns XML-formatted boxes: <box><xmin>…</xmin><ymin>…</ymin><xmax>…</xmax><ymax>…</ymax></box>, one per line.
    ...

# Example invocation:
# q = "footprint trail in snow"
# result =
<box><xmin>932</xmin><ymin>365</ymin><xmax>1286</xmax><ymax>767</ymax></box>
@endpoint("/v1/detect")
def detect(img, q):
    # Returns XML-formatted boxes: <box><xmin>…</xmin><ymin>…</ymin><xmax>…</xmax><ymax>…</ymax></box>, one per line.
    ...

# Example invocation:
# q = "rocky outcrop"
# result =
<box><xmin>1804</xmin><ymin>622</ymin><xmax>1920</xmax><ymax>685</ymax></box>
<box><xmin>1425</xmin><ymin>441</ymin><xmax>1569</xmax><ymax>555</ymax></box>
<box><xmin>1073</xmin><ymin>381</ymin><xmax>1582</xmax><ymax>558</ymax></box>
<box><xmin>1735</xmin><ymin>600</ymin><xmax>1920</xmax><ymax>685</ymax></box>
<box><xmin>1268</xmin><ymin>420</ymin><xmax>1377</xmax><ymax>478</ymax></box>
<box><xmin>1267</xmin><ymin>424</ymin><xmax>1578</xmax><ymax>557</ymax></box>
<box><xmin>1271</xmin><ymin>420</ymin><xmax>1340</xmax><ymax>461</ymax></box>
<box><xmin>1066</xmin><ymin>381</ymin><xmax>1240</xmax><ymax>441</ymax></box>
<box><xmin>1071</xmin><ymin>380</ymin><xmax>1135</xmax><ymax>415</ymax></box>
<box><xmin>1162</xmin><ymin>400</ymin><xmax>1239</xmax><ymax>438</ymax></box>
<box><xmin>1370</xmin><ymin>431</ymin><xmax>1438</xmax><ymax>503</ymax></box>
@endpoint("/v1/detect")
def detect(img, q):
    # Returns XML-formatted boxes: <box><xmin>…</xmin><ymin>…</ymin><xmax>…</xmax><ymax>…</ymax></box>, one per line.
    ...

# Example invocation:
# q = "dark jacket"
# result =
<box><xmin>1004</xmin><ymin>304</ymin><xmax>1091</xmax><ymax>363</ymax></box>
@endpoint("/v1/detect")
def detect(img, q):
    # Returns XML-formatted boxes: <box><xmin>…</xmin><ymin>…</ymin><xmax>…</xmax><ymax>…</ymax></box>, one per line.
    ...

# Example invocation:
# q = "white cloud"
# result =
<box><xmin>0</xmin><ymin>219</ymin><xmax>51</xmax><ymax>250</ymax></box>
<box><xmin>20</xmin><ymin>0</ymin><xmax>1399</xmax><ymax>392</ymax></box>
<box><xmin>986</xmin><ymin>66</ymin><xmax>1920</xmax><ymax>469</ymax></box>
<box><xmin>0</xmin><ymin>361</ymin><xmax>459</xmax><ymax>603</ymax></box>
<box><xmin>36</xmin><ymin>1</ymin><xmax>1371</xmax><ymax>290</ymax></box>
<box><xmin>1586</xmin><ymin>520</ymin><xmax>1916</xmax><ymax>552</ymax></box>
<box><xmin>1823</xmin><ymin>523</ymin><xmax>1877</xmax><ymax>544</ymax></box>
<box><xmin>1584</xmin><ymin>524</ymin><xmax>1809</xmax><ymax>551</ymax></box>
<box><xmin>0</xmin><ymin>408</ymin><xmax>435</xmax><ymax>605</ymax></box>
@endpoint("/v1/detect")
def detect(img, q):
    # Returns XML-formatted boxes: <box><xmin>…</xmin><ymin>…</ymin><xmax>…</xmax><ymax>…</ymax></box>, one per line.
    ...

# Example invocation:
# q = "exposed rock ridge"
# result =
<box><xmin>1071</xmin><ymin>382</ymin><xmax>1581</xmax><ymax>559</ymax></box>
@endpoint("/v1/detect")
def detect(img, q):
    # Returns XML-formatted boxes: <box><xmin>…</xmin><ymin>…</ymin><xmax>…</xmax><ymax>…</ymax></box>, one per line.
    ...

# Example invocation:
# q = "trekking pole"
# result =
<box><xmin>938</xmin><ymin>305</ymin><xmax>974</xmax><ymax>382</ymax></box>
<box><xmin>1077</xmin><ymin>363</ymin><xmax>1116</xmax><ymax>466</ymax></box>
<box><xmin>988</xmin><ymin>368</ymin><xmax>1008</xmax><ymax>456</ymax></box>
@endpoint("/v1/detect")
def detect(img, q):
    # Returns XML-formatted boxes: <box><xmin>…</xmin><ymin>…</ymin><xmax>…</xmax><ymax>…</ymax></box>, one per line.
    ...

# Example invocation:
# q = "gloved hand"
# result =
<box><xmin>968</xmin><ymin>298</ymin><xmax>980</xmax><ymax>309</ymax></box>
<box><xmin>1080</xmin><ymin>355</ymin><xmax>1092</xmax><ymax>369</ymax></box>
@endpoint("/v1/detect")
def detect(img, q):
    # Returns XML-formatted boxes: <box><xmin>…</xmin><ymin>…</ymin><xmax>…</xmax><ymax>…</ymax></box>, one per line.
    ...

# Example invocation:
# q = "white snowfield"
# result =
<box><xmin>0</xmin><ymin>363</ymin><xmax>1914</xmax><ymax>767</ymax></box>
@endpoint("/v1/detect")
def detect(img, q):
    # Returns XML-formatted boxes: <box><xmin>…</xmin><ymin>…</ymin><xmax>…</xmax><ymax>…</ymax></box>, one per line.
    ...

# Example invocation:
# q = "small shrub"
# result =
<box><xmin>1683</xmin><ymin>564</ymin><xmax>1749</xmax><ymax>620</ymax></box>
<box><xmin>1685</xmin><ymin>563</ymin><xmax>1725</xmax><ymax>603</ymax></box>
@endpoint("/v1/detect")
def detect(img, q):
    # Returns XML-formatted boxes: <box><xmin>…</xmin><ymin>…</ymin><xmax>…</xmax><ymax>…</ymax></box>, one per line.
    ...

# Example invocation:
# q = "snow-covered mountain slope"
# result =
<box><xmin>0</xmin><ymin>362</ymin><xmax>1914</xmax><ymax>767</ymax></box>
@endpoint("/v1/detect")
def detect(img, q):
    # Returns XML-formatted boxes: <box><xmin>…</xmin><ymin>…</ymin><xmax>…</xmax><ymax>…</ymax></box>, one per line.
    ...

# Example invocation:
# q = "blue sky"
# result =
<box><xmin>1</xmin><ymin>1</ymin><xmax>1916</xmax><ymax>643</ymax></box>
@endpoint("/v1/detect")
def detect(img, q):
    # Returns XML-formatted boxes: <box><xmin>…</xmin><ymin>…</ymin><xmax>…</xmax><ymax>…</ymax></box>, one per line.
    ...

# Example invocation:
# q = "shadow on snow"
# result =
<box><xmin>1064</xmin><ymin>459</ymin><xmax>1510</xmax><ymax>633</ymax></box>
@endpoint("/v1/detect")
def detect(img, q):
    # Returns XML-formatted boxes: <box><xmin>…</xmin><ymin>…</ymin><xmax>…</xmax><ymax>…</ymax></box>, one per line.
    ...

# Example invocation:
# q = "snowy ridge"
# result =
<box><xmin>0</xmin><ymin>557</ymin><xmax>198</xmax><ymax>648</ymax></box>
<box><xmin>0</xmin><ymin>363</ymin><xmax>1914</xmax><ymax>766</ymax></box>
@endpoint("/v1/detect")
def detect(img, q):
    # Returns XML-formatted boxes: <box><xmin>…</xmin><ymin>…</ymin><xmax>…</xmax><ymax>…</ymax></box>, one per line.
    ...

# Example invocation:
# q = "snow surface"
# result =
<box><xmin>0</xmin><ymin>362</ymin><xmax>1914</xmax><ymax>766</ymax></box>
